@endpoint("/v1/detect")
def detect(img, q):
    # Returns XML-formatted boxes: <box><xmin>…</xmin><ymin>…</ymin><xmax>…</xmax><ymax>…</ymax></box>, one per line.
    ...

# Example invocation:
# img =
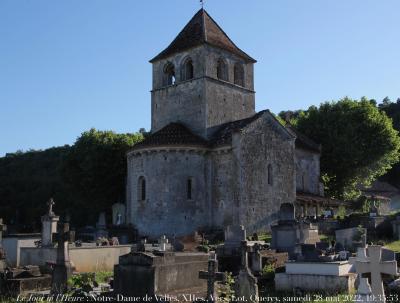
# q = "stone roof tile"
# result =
<box><xmin>133</xmin><ymin>123</ymin><xmax>208</xmax><ymax>149</ymax></box>
<box><xmin>150</xmin><ymin>9</ymin><xmax>256</xmax><ymax>63</ymax></box>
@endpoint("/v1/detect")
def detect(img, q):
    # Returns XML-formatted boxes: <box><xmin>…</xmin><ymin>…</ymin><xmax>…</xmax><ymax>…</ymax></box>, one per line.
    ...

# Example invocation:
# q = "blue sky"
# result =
<box><xmin>1</xmin><ymin>0</ymin><xmax>399</xmax><ymax>156</ymax></box>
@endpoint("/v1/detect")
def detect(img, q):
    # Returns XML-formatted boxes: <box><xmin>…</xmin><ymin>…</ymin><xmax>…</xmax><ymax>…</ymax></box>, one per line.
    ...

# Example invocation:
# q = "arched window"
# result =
<box><xmin>187</xmin><ymin>178</ymin><xmax>193</xmax><ymax>200</ymax></box>
<box><xmin>138</xmin><ymin>176</ymin><xmax>146</xmax><ymax>201</ymax></box>
<box><xmin>163</xmin><ymin>62</ymin><xmax>175</xmax><ymax>86</ymax></box>
<box><xmin>217</xmin><ymin>59</ymin><xmax>228</xmax><ymax>81</ymax></box>
<box><xmin>234</xmin><ymin>63</ymin><xmax>244</xmax><ymax>87</ymax></box>
<box><xmin>267</xmin><ymin>164</ymin><xmax>273</xmax><ymax>185</ymax></box>
<box><xmin>182</xmin><ymin>58</ymin><xmax>194</xmax><ymax>81</ymax></box>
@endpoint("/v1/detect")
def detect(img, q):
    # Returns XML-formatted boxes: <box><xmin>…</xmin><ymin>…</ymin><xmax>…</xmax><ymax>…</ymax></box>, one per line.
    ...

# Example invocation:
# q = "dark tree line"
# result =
<box><xmin>0</xmin><ymin>129</ymin><xmax>143</xmax><ymax>231</ymax></box>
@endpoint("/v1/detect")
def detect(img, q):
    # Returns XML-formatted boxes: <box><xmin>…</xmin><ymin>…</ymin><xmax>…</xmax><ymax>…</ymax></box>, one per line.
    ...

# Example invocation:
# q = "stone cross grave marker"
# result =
<box><xmin>158</xmin><ymin>235</ymin><xmax>168</xmax><ymax>251</ymax></box>
<box><xmin>47</xmin><ymin>198</ymin><xmax>55</xmax><ymax>216</ymax></box>
<box><xmin>352</xmin><ymin>245</ymin><xmax>397</xmax><ymax>302</ymax></box>
<box><xmin>235</xmin><ymin>241</ymin><xmax>259</xmax><ymax>302</ymax></box>
<box><xmin>51</xmin><ymin>221</ymin><xmax>73</xmax><ymax>295</ymax></box>
<box><xmin>250</xmin><ymin>243</ymin><xmax>262</xmax><ymax>273</ymax></box>
<box><xmin>199</xmin><ymin>252</ymin><xmax>226</xmax><ymax>302</ymax></box>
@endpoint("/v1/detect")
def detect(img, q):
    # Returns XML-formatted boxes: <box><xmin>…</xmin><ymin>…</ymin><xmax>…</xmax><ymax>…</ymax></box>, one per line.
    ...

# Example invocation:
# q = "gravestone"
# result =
<box><xmin>224</xmin><ymin>225</ymin><xmax>246</xmax><ymax>253</ymax></box>
<box><xmin>279</xmin><ymin>203</ymin><xmax>295</xmax><ymax>221</ymax></box>
<box><xmin>271</xmin><ymin>203</ymin><xmax>321</xmax><ymax>258</ymax></box>
<box><xmin>96</xmin><ymin>212</ymin><xmax>108</xmax><ymax>238</ymax></box>
<box><xmin>51</xmin><ymin>222</ymin><xmax>73</xmax><ymax>295</ymax></box>
<box><xmin>158</xmin><ymin>235</ymin><xmax>168</xmax><ymax>251</ymax></box>
<box><xmin>114</xmin><ymin>251</ymin><xmax>208</xmax><ymax>297</ymax></box>
<box><xmin>357</xmin><ymin>278</ymin><xmax>373</xmax><ymax>303</ymax></box>
<box><xmin>352</xmin><ymin>246</ymin><xmax>397</xmax><ymax>302</ymax></box>
<box><xmin>299</xmin><ymin>244</ymin><xmax>320</xmax><ymax>261</ymax></box>
<box><xmin>112</xmin><ymin>203</ymin><xmax>126</xmax><ymax>226</ymax></box>
<box><xmin>1</xmin><ymin>265</ymin><xmax>52</xmax><ymax>296</ymax></box>
<box><xmin>335</xmin><ymin>227</ymin><xmax>366</xmax><ymax>252</ymax></box>
<box><xmin>250</xmin><ymin>243</ymin><xmax>263</xmax><ymax>273</ymax></box>
<box><xmin>235</xmin><ymin>241</ymin><xmax>259</xmax><ymax>302</ymax></box>
<box><xmin>392</xmin><ymin>216</ymin><xmax>400</xmax><ymax>240</ymax></box>
<box><xmin>41</xmin><ymin>198</ymin><xmax>60</xmax><ymax>247</ymax></box>
<box><xmin>0</xmin><ymin>218</ymin><xmax>7</xmax><ymax>271</ymax></box>
<box><xmin>199</xmin><ymin>252</ymin><xmax>226</xmax><ymax>302</ymax></box>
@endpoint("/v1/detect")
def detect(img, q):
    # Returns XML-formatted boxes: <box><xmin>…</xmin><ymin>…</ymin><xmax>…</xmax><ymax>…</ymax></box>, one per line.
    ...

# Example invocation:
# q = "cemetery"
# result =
<box><xmin>3</xmin><ymin>197</ymin><xmax>400</xmax><ymax>301</ymax></box>
<box><xmin>1</xmin><ymin>2</ymin><xmax>400</xmax><ymax>303</ymax></box>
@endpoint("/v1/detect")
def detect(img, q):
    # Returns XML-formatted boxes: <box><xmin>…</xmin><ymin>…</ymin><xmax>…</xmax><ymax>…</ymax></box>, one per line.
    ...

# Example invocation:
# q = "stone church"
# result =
<box><xmin>126</xmin><ymin>9</ymin><xmax>331</xmax><ymax>238</ymax></box>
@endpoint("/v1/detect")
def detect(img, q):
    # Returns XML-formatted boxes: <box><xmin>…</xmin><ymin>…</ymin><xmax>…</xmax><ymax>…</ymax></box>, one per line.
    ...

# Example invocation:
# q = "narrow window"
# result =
<box><xmin>187</xmin><ymin>178</ymin><xmax>193</xmax><ymax>200</ymax></box>
<box><xmin>234</xmin><ymin>63</ymin><xmax>244</xmax><ymax>86</ymax></box>
<box><xmin>268</xmin><ymin>164</ymin><xmax>273</xmax><ymax>185</ymax></box>
<box><xmin>217</xmin><ymin>59</ymin><xmax>227</xmax><ymax>81</ymax></box>
<box><xmin>164</xmin><ymin>63</ymin><xmax>175</xmax><ymax>86</ymax></box>
<box><xmin>183</xmin><ymin>59</ymin><xmax>194</xmax><ymax>80</ymax></box>
<box><xmin>138</xmin><ymin>176</ymin><xmax>146</xmax><ymax>201</ymax></box>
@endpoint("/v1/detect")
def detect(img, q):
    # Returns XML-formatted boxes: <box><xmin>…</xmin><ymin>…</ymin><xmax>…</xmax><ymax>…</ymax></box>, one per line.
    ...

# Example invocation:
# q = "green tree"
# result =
<box><xmin>294</xmin><ymin>97</ymin><xmax>400</xmax><ymax>200</ymax></box>
<box><xmin>378</xmin><ymin>97</ymin><xmax>400</xmax><ymax>187</ymax></box>
<box><xmin>0</xmin><ymin>146</ymin><xmax>73</xmax><ymax>230</ymax></box>
<box><xmin>62</xmin><ymin>129</ymin><xmax>143</xmax><ymax>223</ymax></box>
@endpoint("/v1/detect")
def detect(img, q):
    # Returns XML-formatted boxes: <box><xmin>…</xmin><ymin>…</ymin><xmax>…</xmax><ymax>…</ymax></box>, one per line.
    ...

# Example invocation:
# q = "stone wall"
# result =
<box><xmin>20</xmin><ymin>245</ymin><xmax>131</xmax><ymax>272</ymax></box>
<box><xmin>275</xmin><ymin>272</ymin><xmax>356</xmax><ymax>293</ymax></box>
<box><xmin>2</xmin><ymin>236</ymin><xmax>40</xmax><ymax>267</ymax></box>
<box><xmin>211</xmin><ymin>150</ymin><xmax>238</xmax><ymax>227</ymax></box>
<box><xmin>295</xmin><ymin>148</ymin><xmax>321</xmax><ymax>195</ymax></box>
<box><xmin>127</xmin><ymin>113</ymin><xmax>297</xmax><ymax>237</ymax></box>
<box><xmin>151</xmin><ymin>45</ymin><xmax>255</xmax><ymax>138</ymax></box>
<box><xmin>235</xmin><ymin>114</ymin><xmax>296</xmax><ymax>232</ymax></box>
<box><xmin>127</xmin><ymin>148</ymin><xmax>210</xmax><ymax>238</ymax></box>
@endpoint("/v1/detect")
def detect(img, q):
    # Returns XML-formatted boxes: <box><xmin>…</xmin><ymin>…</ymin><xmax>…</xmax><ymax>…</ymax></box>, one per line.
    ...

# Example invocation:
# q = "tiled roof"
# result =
<box><xmin>209</xmin><ymin>111</ymin><xmax>267</xmax><ymax>146</ymax></box>
<box><xmin>133</xmin><ymin>112</ymin><xmax>321</xmax><ymax>152</ymax></box>
<box><xmin>286</xmin><ymin>125</ymin><xmax>321</xmax><ymax>153</ymax></box>
<box><xmin>133</xmin><ymin>123</ymin><xmax>208</xmax><ymax>149</ymax></box>
<box><xmin>150</xmin><ymin>9</ymin><xmax>256</xmax><ymax>63</ymax></box>
<box><xmin>296</xmin><ymin>191</ymin><xmax>343</xmax><ymax>206</ymax></box>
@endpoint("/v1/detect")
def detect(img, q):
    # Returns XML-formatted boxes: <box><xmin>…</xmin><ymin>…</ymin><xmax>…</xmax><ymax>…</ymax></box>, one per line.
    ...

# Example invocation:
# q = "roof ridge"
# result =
<box><xmin>202</xmin><ymin>9</ymin><xmax>207</xmax><ymax>42</ymax></box>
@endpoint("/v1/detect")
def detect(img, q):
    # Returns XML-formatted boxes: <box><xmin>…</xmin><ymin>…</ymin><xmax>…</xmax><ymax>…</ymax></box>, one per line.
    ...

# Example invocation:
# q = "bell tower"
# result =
<box><xmin>150</xmin><ymin>9</ymin><xmax>256</xmax><ymax>138</ymax></box>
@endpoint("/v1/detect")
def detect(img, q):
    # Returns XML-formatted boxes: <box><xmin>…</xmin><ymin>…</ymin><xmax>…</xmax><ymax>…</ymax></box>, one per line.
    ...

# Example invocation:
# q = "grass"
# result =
<box><xmin>384</xmin><ymin>240</ymin><xmax>400</xmax><ymax>252</ymax></box>
<box><xmin>257</xmin><ymin>232</ymin><xmax>272</xmax><ymax>242</ymax></box>
<box><xmin>95</xmin><ymin>271</ymin><xmax>113</xmax><ymax>284</ymax></box>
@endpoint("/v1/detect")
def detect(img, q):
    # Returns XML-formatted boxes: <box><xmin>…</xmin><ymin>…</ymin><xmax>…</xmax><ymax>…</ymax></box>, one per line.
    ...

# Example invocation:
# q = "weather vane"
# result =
<box><xmin>200</xmin><ymin>0</ymin><xmax>205</xmax><ymax>9</ymax></box>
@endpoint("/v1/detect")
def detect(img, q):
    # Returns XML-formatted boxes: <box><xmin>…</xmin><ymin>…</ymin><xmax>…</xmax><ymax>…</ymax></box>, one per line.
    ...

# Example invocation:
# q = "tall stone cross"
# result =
<box><xmin>235</xmin><ymin>241</ymin><xmax>259</xmax><ymax>302</ymax></box>
<box><xmin>47</xmin><ymin>198</ymin><xmax>55</xmax><ymax>216</ymax></box>
<box><xmin>241</xmin><ymin>240</ymin><xmax>252</xmax><ymax>269</ymax></box>
<box><xmin>51</xmin><ymin>222</ymin><xmax>73</xmax><ymax>294</ymax></box>
<box><xmin>353</xmin><ymin>245</ymin><xmax>397</xmax><ymax>302</ymax></box>
<box><xmin>199</xmin><ymin>252</ymin><xmax>226</xmax><ymax>302</ymax></box>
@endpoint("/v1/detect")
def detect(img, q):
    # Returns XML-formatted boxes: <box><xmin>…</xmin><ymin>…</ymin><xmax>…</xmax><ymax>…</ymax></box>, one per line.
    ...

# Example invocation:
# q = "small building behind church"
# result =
<box><xmin>126</xmin><ymin>9</ymin><xmax>336</xmax><ymax>238</ymax></box>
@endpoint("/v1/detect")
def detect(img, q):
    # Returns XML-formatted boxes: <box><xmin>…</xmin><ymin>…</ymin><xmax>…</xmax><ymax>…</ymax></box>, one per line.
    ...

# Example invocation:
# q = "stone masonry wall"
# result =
<box><xmin>234</xmin><ymin>114</ymin><xmax>296</xmax><ymax>232</ymax></box>
<box><xmin>127</xmin><ymin>149</ymin><xmax>210</xmax><ymax>238</ymax></box>
<box><xmin>295</xmin><ymin>148</ymin><xmax>321</xmax><ymax>195</ymax></box>
<box><xmin>151</xmin><ymin>45</ymin><xmax>255</xmax><ymax>138</ymax></box>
